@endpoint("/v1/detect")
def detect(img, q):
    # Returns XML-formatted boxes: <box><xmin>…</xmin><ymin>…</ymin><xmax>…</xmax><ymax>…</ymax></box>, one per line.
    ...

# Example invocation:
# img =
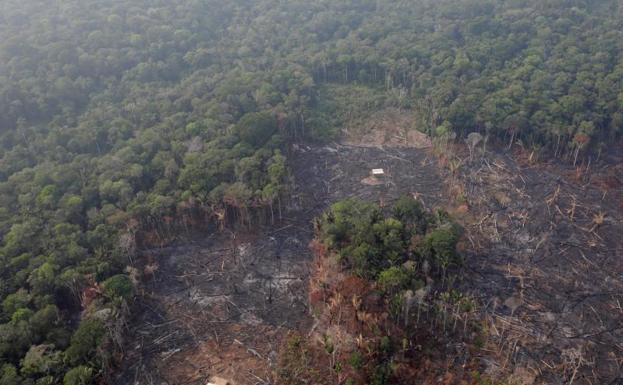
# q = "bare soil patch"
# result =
<box><xmin>341</xmin><ymin>108</ymin><xmax>432</xmax><ymax>149</ymax></box>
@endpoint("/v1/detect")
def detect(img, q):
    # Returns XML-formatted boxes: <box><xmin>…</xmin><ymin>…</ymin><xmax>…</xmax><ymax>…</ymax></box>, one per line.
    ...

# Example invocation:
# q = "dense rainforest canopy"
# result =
<box><xmin>0</xmin><ymin>0</ymin><xmax>621</xmax><ymax>383</ymax></box>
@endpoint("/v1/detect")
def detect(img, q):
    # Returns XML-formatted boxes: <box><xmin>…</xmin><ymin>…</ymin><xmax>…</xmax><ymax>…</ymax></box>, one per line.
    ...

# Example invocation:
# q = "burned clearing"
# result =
<box><xmin>114</xmin><ymin>145</ymin><xmax>445</xmax><ymax>385</ymax></box>
<box><xmin>114</xmin><ymin>229</ymin><xmax>310</xmax><ymax>385</ymax></box>
<box><xmin>115</xmin><ymin>142</ymin><xmax>623</xmax><ymax>385</ymax></box>
<box><xmin>453</xmin><ymin>148</ymin><xmax>623</xmax><ymax>385</ymax></box>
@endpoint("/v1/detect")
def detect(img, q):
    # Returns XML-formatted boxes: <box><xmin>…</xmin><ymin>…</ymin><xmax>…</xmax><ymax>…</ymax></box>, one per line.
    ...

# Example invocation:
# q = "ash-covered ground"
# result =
<box><xmin>114</xmin><ymin>145</ymin><xmax>444</xmax><ymax>385</ymax></box>
<box><xmin>456</xmin><ymin>147</ymin><xmax>623</xmax><ymax>385</ymax></box>
<box><xmin>115</xmin><ymin>142</ymin><xmax>623</xmax><ymax>385</ymax></box>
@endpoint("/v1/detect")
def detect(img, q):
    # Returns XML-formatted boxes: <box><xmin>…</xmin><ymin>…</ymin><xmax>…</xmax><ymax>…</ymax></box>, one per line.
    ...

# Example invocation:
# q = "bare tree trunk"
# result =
<box><xmin>508</xmin><ymin>131</ymin><xmax>515</xmax><ymax>149</ymax></box>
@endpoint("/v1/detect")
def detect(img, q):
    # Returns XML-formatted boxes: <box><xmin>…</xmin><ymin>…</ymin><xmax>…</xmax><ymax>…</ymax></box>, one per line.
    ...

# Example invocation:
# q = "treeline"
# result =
<box><xmin>0</xmin><ymin>0</ymin><xmax>621</xmax><ymax>383</ymax></box>
<box><xmin>306</xmin><ymin>0</ymin><xmax>623</xmax><ymax>158</ymax></box>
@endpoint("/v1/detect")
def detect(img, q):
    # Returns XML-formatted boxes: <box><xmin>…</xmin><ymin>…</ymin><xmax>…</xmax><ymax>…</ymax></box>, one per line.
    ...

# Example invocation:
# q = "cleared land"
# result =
<box><xmin>116</xmin><ymin>143</ymin><xmax>623</xmax><ymax>385</ymax></box>
<box><xmin>453</xmin><ymin>146</ymin><xmax>623</xmax><ymax>385</ymax></box>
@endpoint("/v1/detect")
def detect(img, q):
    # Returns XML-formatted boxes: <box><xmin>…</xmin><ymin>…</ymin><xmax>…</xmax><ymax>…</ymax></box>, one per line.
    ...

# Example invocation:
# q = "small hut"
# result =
<box><xmin>371</xmin><ymin>168</ymin><xmax>385</xmax><ymax>178</ymax></box>
<box><xmin>361</xmin><ymin>168</ymin><xmax>386</xmax><ymax>186</ymax></box>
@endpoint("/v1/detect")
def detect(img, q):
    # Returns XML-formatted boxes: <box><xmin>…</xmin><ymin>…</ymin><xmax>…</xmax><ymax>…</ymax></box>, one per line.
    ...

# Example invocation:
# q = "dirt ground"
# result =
<box><xmin>114</xmin><ymin>144</ymin><xmax>446</xmax><ymax>385</ymax></box>
<box><xmin>290</xmin><ymin>143</ymin><xmax>444</xmax><ymax>210</ymax></box>
<box><xmin>114</xmin><ymin>137</ymin><xmax>623</xmax><ymax>385</ymax></box>
<box><xmin>113</xmin><ymin>227</ymin><xmax>311</xmax><ymax>385</ymax></box>
<box><xmin>341</xmin><ymin>108</ymin><xmax>432</xmax><ymax>149</ymax></box>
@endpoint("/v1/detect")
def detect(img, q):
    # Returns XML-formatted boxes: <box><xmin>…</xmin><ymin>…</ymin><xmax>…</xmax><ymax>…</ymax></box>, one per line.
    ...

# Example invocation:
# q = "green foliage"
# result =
<box><xmin>62</xmin><ymin>366</ymin><xmax>94</xmax><ymax>385</ymax></box>
<box><xmin>21</xmin><ymin>345</ymin><xmax>62</xmax><ymax>377</ymax></box>
<box><xmin>35</xmin><ymin>375</ymin><xmax>55</xmax><ymax>385</ymax></box>
<box><xmin>64</xmin><ymin>320</ymin><xmax>105</xmax><ymax>366</ymax></box>
<box><xmin>368</xmin><ymin>337</ymin><xmax>397</xmax><ymax>385</ymax></box>
<box><xmin>379</xmin><ymin>336</ymin><xmax>393</xmax><ymax>356</ymax></box>
<box><xmin>235</xmin><ymin>112</ymin><xmax>278</xmax><ymax>148</ymax></box>
<box><xmin>0</xmin><ymin>364</ymin><xmax>21</xmax><ymax>385</ymax></box>
<box><xmin>321</xmin><ymin>198</ymin><xmax>381</xmax><ymax>249</ymax></box>
<box><xmin>372</xmin><ymin>218</ymin><xmax>406</xmax><ymax>265</ymax></box>
<box><xmin>348</xmin><ymin>243</ymin><xmax>383</xmax><ymax>278</ymax></box>
<box><xmin>348</xmin><ymin>351</ymin><xmax>364</xmax><ymax>370</ymax></box>
<box><xmin>314</xmin><ymin>84</ymin><xmax>387</xmax><ymax>139</ymax></box>
<box><xmin>371</xmin><ymin>361</ymin><xmax>392</xmax><ymax>385</ymax></box>
<box><xmin>377</xmin><ymin>267</ymin><xmax>412</xmax><ymax>295</ymax></box>
<box><xmin>319</xmin><ymin>196</ymin><xmax>461</xmax><ymax>280</ymax></box>
<box><xmin>30</xmin><ymin>305</ymin><xmax>60</xmax><ymax>340</ymax></box>
<box><xmin>277</xmin><ymin>334</ymin><xmax>323</xmax><ymax>385</ymax></box>
<box><xmin>392</xmin><ymin>196</ymin><xmax>429</xmax><ymax>235</ymax></box>
<box><xmin>10</xmin><ymin>308</ymin><xmax>33</xmax><ymax>324</ymax></box>
<box><xmin>2</xmin><ymin>290</ymin><xmax>30</xmax><ymax>319</ymax></box>
<box><xmin>316</xmin><ymin>195</ymin><xmax>469</xmax><ymax>373</ymax></box>
<box><xmin>0</xmin><ymin>321</ymin><xmax>32</xmax><ymax>361</ymax></box>
<box><xmin>420</xmin><ymin>227</ymin><xmax>462</xmax><ymax>272</ymax></box>
<box><xmin>28</xmin><ymin>262</ymin><xmax>58</xmax><ymax>295</ymax></box>
<box><xmin>0</xmin><ymin>0</ymin><xmax>619</xmax><ymax>381</ymax></box>
<box><xmin>101</xmin><ymin>275</ymin><xmax>133</xmax><ymax>302</ymax></box>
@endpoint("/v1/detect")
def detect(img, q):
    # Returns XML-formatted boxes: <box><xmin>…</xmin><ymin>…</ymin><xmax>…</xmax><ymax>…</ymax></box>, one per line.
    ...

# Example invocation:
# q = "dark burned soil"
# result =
<box><xmin>114</xmin><ymin>145</ymin><xmax>445</xmax><ymax>385</ymax></box>
<box><xmin>454</xmin><ymin>147</ymin><xmax>623</xmax><ymax>385</ymax></box>
<box><xmin>115</xmin><ymin>142</ymin><xmax>623</xmax><ymax>385</ymax></box>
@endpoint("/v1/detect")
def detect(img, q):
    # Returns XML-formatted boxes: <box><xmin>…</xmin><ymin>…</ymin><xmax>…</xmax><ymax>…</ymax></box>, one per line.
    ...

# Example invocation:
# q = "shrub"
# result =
<box><xmin>321</xmin><ymin>198</ymin><xmax>380</xmax><ymax>250</ymax></box>
<box><xmin>235</xmin><ymin>112</ymin><xmax>277</xmax><ymax>148</ymax></box>
<box><xmin>21</xmin><ymin>344</ymin><xmax>62</xmax><ymax>376</ymax></box>
<box><xmin>377</xmin><ymin>267</ymin><xmax>411</xmax><ymax>295</ymax></box>
<box><xmin>348</xmin><ymin>351</ymin><xmax>364</xmax><ymax>370</ymax></box>
<box><xmin>63</xmin><ymin>366</ymin><xmax>94</xmax><ymax>385</ymax></box>
<box><xmin>0</xmin><ymin>364</ymin><xmax>21</xmax><ymax>385</ymax></box>
<box><xmin>348</xmin><ymin>243</ymin><xmax>382</xmax><ymax>278</ymax></box>
<box><xmin>392</xmin><ymin>196</ymin><xmax>429</xmax><ymax>234</ymax></box>
<box><xmin>420</xmin><ymin>227</ymin><xmax>462</xmax><ymax>273</ymax></box>
<box><xmin>372</xmin><ymin>218</ymin><xmax>406</xmax><ymax>265</ymax></box>
<box><xmin>101</xmin><ymin>274</ymin><xmax>133</xmax><ymax>301</ymax></box>
<box><xmin>10</xmin><ymin>308</ymin><xmax>33</xmax><ymax>324</ymax></box>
